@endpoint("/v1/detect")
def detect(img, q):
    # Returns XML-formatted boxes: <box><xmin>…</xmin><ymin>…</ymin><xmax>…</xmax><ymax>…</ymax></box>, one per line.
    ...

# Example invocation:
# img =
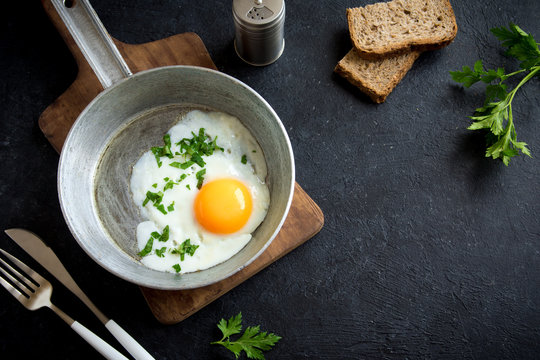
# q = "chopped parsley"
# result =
<box><xmin>151</xmin><ymin>134</ymin><xmax>173</xmax><ymax>167</ymax></box>
<box><xmin>177</xmin><ymin>128</ymin><xmax>223</xmax><ymax>157</ymax></box>
<box><xmin>241</xmin><ymin>154</ymin><xmax>247</xmax><ymax>164</ymax></box>
<box><xmin>172</xmin><ymin>264</ymin><xmax>181</xmax><ymax>273</ymax></box>
<box><xmin>191</xmin><ymin>152</ymin><xmax>206</xmax><ymax>167</ymax></box>
<box><xmin>156</xmin><ymin>204</ymin><xmax>167</xmax><ymax>214</ymax></box>
<box><xmin>144</xmin><ymin>128</ymin><xmax>223</xmax><ymax>209</ymax></box>
<box><xmin>172</xmin><ymin>128</ymin><xmax>224</xmax><ymax>172</ymax></box>
<box><xmin>170</xmin><ymin>160</ymin><xmax>194</xmax><ymax>170</ymax></box>
<box><xmin>155</xmin><ymin>247</ymin><xmax>167</xmax><ymax>258</ymax></box>
<box><xmin>171</xmin><ymin>238</ymin><xmax>199</xmax><ymax>261</ymax></box>
<box><xmin>138</xmin><ymin>237</ymin><xmax>153</xmax><ymax>257</ymax></box>
<box><xmin>164</xmin><ymin>179</ymin><xmax>178</xmax><ymax>191</ymax></box>
<box><xmin>149</xmin><ymin>225</ymin><xmax>170</xmax><ymax>243</ymax></box>
<box><xmin>159</xmin><ymin>225</ymin><xmax>170</xmax><ymax>242</ymax></box>
<box><xmin>143</xmin><ymin>191</ymin><xmax>169</xmax><ymax>214</ymax></box>
<box><xmin>139</xmin><ymin>226</ymin><xmax>169</xmax><ymax>258</ymax></box>
<box><xmin>142</xmin><ymin>191</ymin><xmax>163</xmax><ymax>207</ymax></box>
<box><xmin>174</xmin><ymin>127</ymin><xmax>223</xmax><ymax>165</ymax></box>
<box><xmin>196</xmin><ymin>169</ymin><xmax>206</xmax><ymax>189</ymax></box>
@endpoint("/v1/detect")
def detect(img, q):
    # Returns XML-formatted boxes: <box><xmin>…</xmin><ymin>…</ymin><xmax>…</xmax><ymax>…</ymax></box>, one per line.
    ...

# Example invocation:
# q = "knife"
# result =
<box><xmin>5</xmin><ymin>228</ymin><xmax>155</xmax><ymax>360</ymax></box>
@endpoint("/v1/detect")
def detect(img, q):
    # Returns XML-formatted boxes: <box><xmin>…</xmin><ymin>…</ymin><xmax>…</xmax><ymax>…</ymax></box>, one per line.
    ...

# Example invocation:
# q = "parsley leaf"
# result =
<box><xmin>159</xmin><ymin>225</ymin><xmax>169</xmax><ymax>242</ymax></box>
<box><xmin>490</xmin><ymin>23</ymin><xmax>540</xmax><ymax>69</ymax></box>
<box><xmin>172</xmin><ymin>264</ymin><xmax>181</xmax><ymax>273</ymax></box>
<box><xmin>450</xmin><ymin>23</ymin><xmax>539</xmax><ymax>165</ymax></box>
<box><xmin>211</xmin><ymin>312</ymin><xmax>281</xmax><ymax>360</ymax></box>
<box><xmin>241</xmin><ymin>155</ymin><xmax>247</xmax><ymax>164</ymax></box>
<box><xmin>171</xmin><ymin>238</ymin><xmax>199</xmax><ymax>261</ymax></box>
<box><xmin>196</xmin><ymin>169</ymin><xmax>206</xmax><ymax>189</ymax></box>
<box><xmin>142</xmin><ymin>191</ymin><xmax>163</xmax><ymax>207</ymax></box>
<box><xmin>191</xmin><ymin>152</ymin><xmax>206</xmax><ymax>167</ymax></box>
<box><xmin>155</xmin><ymin>247</ymin><xmax>167</xmax><ymax>258</ymax></box>
<box><xmin>151</xmin><ymin>134</ymin><xmax>174</xmax><ymax>167</ymax></box>
<box><xmin>138</xmin><ymin>237</ymin><xmax>153</xmax><ymax>257</ymax></box>
<box><xmin>164</xmin><ymin>179</ymin><xmax>178</xmax><ymax>191</ymax></box>
<box><xmin>178</xmin><ymin>174</ymin><xmax>188</xmax><ymax>182</ymax></box>
<box><xmin>143</xmin><ymin>191</ymin><xmax>171</xmax><ymax>214</ymax></box>
<box><xmin>167</xmin><ymin>202</ymin><xmax>175</xmax><ymax>212</ymax></box>
<box><xmin>217</xmin><ymin>313</ymin><xmax>243</xmax><ymax>339</ymax></box>
<box><xmin>156</xmin><ymin>204</ymin><xmax>167</xmax><ymax>215</ymax></box>
<box><xmin>148</xmin><ymin>225</ymin><xmax>169</xmax><ymax>245</ymax></box>
<box><xmin>170</xmin><ymin>160</ymin><xmax>194</xmax><ymax>170</ymax></box>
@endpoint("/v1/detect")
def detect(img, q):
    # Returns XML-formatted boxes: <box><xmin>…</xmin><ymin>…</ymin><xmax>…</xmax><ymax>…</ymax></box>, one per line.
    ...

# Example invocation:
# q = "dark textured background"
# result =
<box><xmin>1</xmin><ymin>0</ymin><xmax>539</xmax><ymax>359</ymax></box>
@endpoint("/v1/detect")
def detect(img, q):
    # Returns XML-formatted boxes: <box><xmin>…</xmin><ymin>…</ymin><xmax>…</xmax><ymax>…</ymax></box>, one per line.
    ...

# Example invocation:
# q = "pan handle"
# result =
<box><xmin>46</xmin><ymin>0</ymin><xmax>132</xmax><ymax>89</ymax></box>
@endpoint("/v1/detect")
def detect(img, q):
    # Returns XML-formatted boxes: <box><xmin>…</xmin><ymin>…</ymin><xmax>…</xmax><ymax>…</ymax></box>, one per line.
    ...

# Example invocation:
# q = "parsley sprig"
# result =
<box><xmin>450</xmin><ymin>23</ymin><xmax>540</xmax><ymax>165</ymax></box>
<box><xmin>211</xmin><ymin>312</ymin><xmax>281</xmax><ymax>360</ymax></box>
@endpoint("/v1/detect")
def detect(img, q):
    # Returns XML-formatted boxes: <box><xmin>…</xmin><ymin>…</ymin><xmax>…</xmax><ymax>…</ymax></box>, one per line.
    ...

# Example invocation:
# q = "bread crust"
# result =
<box><xmin>347</xmin><ymin>0</ymin><xmax>458</xmax><ymax>60</ymax></box>
<box><xmin>334</xmin><ymin>49</ymin><xmax>421</xmax><ymax>103</ymax></box>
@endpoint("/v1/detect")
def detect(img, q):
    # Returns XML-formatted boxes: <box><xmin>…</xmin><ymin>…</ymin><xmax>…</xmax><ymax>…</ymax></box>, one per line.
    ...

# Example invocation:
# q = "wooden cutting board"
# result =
<box><xmin>40</xmin><ymin>0</ymin><xmax>324</xmax><ymax>324</ymax></box>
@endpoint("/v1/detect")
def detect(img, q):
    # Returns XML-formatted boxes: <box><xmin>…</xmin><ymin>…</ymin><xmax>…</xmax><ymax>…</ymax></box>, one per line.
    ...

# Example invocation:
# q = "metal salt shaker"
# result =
<box><xmin>233</xmin><ymin>0</ymin><xmax>285</xmax><ymax>66</ymax></box>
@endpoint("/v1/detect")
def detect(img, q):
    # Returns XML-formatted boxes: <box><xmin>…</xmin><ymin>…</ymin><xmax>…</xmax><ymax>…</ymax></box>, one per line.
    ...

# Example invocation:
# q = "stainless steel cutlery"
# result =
<box><xmin>0</xmin><ymin>248</ymin><xmax>129</xmax><ymax>360</ymax></box>
<box><xmin>3</xmin><ymin>229</ymin><xmax>155</xmax><ymax>360</ymax></box>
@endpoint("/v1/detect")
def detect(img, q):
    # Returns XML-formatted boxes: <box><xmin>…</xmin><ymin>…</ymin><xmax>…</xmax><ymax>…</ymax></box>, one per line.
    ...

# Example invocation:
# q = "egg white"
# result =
<box><xmin>130</xmin><ymin>110</ymin><xmax>270</xmax><ymax>274</ymax></box>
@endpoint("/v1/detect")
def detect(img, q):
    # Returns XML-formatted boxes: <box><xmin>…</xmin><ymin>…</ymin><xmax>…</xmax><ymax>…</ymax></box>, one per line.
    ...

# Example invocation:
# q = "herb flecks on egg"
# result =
<box><xmin>130</xmin><ymin>110</ymin><xmax>269</xmax><ymax>274</ymax></box>
<box><xmin>170</xmin><ymin>239</ymin><xmax>199</xmax><ymax>261</ymax></box>
<box><xmin>150</xmin><ymin>134</ymin><xmax>173</xmax><ymax>168</ymax></box>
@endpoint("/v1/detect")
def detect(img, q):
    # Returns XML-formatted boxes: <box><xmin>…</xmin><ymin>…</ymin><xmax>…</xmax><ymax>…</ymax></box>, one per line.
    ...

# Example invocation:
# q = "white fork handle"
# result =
<box><xmin>105</xmin><ymin>320</ymin><xmax>155</xmax><ymax>360</ymax></box>
<box><xmin>71</xmin><ymin>321</ymin><xmax>129</xmax><ymax>360</ymax></box>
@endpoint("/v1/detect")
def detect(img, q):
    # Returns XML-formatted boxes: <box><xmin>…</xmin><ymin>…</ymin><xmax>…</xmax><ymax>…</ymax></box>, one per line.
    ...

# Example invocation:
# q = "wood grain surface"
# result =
<box><xmin>38</xmin><ymin>0</ymin><xmax>323</xmax><ymax>325</ymax></box>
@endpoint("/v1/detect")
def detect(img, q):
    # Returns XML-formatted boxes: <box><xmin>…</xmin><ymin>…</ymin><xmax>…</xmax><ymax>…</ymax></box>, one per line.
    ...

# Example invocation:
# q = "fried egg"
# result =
<box><xmin>130</xmin><ymin>110</ymin><xmax>270</xmax><ymax>274</ymax></box>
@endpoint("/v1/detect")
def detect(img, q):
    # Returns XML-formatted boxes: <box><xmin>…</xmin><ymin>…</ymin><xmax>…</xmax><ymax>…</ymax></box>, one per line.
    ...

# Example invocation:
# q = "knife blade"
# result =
<box><xmin>5</xmin><ymin>228</ymin><xmax>155</xmax><ymax>360</ymax></box>
<box><xmin>4</xmin><ymin>228</ymin><xmax>109</xmax><ymax>321</ymax></box>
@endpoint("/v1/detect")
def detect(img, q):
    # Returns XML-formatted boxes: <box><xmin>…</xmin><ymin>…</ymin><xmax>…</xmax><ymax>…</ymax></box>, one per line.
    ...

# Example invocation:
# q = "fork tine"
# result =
<box><xmin>0</xmin><ymin>248</ymin><xmax>47</xmax><ymax>284</ymax></box>
<box><xmin>0</xmin><ymin>255</ymin><xmax>36</xmax><ymax>291</ymax></box>
<box><xmin>0</xmin><ymin>270</ymin><xmax>29</xmax><ymax>302</ymax></box>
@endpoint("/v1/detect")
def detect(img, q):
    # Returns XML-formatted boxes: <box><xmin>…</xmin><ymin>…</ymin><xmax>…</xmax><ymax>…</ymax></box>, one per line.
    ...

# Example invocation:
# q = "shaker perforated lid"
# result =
<box><xmin>233</xmin><ymin>0</ymin><xmax>285</xmax><ymax>66</ymax></box>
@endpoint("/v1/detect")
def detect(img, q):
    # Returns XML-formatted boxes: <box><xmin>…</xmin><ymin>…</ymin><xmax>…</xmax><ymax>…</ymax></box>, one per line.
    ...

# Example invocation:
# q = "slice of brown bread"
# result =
<box><xmin>334</xmin><ymin>48</ymin><xmax>421</xmax><ymax>103</ymax></box>
<box><xmin>347</xmin><ymin>0</ymin><xmax>457</xmax><ymax>59</ymax></box>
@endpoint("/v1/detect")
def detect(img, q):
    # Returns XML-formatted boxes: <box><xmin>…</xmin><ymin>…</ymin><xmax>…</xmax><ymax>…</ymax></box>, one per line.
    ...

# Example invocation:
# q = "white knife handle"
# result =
<box><xmin>71</xmin><ymin>321</ymin><xmax>129</xmax><ymax>360</ymax></box>
<box><xmin>105</xmin><ymin>319</ymin><xmax>155</xmax><ymax>360</ymax></box>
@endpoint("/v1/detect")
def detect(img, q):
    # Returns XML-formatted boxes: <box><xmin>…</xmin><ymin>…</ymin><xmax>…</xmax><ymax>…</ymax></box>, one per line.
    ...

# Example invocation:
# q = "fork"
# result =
<box><xmin>0</xmin><ymin>249</ymin><xmax>129</xmax><ymax>360</ymax></box>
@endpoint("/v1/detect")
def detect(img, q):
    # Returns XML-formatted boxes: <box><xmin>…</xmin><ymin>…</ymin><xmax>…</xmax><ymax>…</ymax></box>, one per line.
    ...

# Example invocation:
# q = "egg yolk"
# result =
<box><xmin>194</xmin><ymin>178</ymin><xmax>253</xmax><ymax>234</ymax></box>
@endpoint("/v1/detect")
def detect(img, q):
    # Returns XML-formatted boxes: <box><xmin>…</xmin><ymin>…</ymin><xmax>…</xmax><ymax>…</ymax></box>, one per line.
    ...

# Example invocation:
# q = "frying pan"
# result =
<box><xmin>51</xmin><ymin>0</ymin><xmax>295</xmax><ymax>290</ymax></box>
